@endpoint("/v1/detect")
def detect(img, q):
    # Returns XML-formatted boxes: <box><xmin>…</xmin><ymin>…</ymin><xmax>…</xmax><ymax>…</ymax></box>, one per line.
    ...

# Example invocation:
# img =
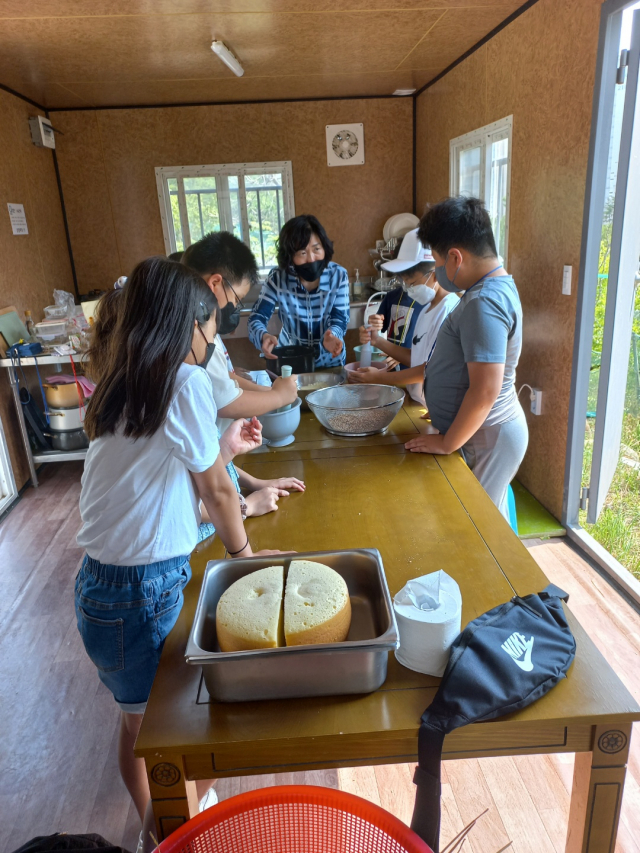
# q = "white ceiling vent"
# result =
<box><xmin>325</xmin><ymin>123</ymin><xmax>365</xmax><ymax>167</ymax></box>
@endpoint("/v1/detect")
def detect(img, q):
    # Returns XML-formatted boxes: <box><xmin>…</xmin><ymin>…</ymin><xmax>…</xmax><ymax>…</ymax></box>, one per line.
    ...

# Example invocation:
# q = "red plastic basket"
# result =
<box><xmin>157</xmin><ymin>785</ymin><xmax>432</xmax><ymax>853</ymax></box>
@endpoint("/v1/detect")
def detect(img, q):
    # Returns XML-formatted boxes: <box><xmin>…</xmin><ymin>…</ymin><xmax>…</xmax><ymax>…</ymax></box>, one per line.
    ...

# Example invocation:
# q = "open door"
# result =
<box><xmin>587</xmin><ymin>9</ymin><xmax>640</xmax><ymax>523</ymax></box>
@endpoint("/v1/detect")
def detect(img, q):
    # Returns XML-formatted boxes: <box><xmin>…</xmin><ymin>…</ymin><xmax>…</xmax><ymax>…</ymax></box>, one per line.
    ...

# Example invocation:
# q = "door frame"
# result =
<box><xmin>563</xmin><ymin>0</ymin><xmax>640</xmax><ymax>604</ymax></box>
<box><xmin>0</xmin><ymin>415</ymin><xmax>17</xmax><ymax>516</ymax></box>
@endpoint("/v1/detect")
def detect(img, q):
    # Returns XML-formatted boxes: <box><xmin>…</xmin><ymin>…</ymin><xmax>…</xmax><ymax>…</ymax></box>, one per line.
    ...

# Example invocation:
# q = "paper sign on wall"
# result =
<box><xmin>7</xmin><ymin>203</ymin><xmax>28</xmax><ymax>236</ymax></box>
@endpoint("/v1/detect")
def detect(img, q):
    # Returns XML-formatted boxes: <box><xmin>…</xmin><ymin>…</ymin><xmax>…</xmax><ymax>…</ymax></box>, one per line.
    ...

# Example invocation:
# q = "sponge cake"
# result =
<box><xmin>284</xmin><ymin>560</ymin><xmax>351</xmax><ymax>646</ymax></box>
<box><xmin>216</xmin><ymin>565</ymin><xmax>284</xmax><ymax>652</ymax></box>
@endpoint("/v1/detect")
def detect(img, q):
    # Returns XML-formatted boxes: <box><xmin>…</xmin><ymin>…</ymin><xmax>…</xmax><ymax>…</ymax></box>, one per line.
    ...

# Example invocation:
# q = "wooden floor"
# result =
<box><xmin>2</xmin><ymin>463</ymin><xmax>640</xmax><ymax>853</ymax></box>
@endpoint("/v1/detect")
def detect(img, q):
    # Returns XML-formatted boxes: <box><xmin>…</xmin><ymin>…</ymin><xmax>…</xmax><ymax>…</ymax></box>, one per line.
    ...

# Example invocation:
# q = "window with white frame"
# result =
<box><xmin>449</xmin><ymin>116</ymin><xmax>513</xmax><ymax>264</ymax></box>
<box><xmin>155</xmin><ymin>162</ymin><xmax>295</xmax><ymax>275</ymax></box>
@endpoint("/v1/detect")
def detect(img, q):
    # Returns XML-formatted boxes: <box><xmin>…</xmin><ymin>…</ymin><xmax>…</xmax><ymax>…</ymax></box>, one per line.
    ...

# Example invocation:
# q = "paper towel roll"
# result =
<box><xmin>393</xmin><ymin>571</ymin><xmax>462</xmax><ymax>677</ymax></box>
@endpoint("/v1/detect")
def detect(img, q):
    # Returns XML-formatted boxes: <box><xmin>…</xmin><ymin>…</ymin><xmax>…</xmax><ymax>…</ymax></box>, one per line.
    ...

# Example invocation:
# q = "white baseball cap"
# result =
<box><xmin>381</xmin><ymin>228</ymin><xmax>434</xmax><ymax>273</ymax></box>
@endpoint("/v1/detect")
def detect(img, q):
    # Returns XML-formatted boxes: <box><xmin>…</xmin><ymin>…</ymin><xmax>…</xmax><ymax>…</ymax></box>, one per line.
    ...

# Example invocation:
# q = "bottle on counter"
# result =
<box><xmin>353</xmin><ymin>269</ymin><xmax>363</xmax><ymax>299</ymax></box>
<box><xmin>24</xmin><ymin>310</ymin><xmax>36</xmax><ymax>339</ymax></box>
<box><xmin>277</xmin><ymin>365</ymin><xmax>294</xmax><ymax>412</ymax></box>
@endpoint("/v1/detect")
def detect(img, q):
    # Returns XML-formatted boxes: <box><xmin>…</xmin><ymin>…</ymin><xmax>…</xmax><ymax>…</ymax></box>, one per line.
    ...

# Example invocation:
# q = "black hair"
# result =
<box><xmin>168</xmin><ymin>250</ymin><xmax>184</xmax><ymax>262</ymax></box>
<box><xmin>182</xmin><ymin>231</ymin><xmax>259</xmax><ymax>287</ymax></box>
<box><xmin>400</xmin><ymin>261</ymin><xmax>435</xmax><ymax>277</ymax></box>
<box><xmin>418</xmin><ymin>197</ymin><xmax>497</xmax><ymax>259</ymax></box>
<box><xmin>84</xmin><ymin>257</ymin><xmax>218</xmax><ymax>441</ymax></box>
<box><xmin>276</xmin><ymin>214</ymin><xmax>334</xmax><ymax>270</ymax></box>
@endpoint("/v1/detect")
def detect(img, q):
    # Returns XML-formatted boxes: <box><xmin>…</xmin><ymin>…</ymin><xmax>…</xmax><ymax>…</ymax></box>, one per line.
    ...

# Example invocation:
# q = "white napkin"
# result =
<box><xmin>394</xmin><ymin>570</ymin><xmax>462</xmax><ymax>676</ymax></box>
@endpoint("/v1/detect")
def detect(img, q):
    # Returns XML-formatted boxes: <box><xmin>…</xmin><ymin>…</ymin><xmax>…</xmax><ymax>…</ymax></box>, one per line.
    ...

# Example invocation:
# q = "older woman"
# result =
<box><xmin>248</xmin><ymin>214</ymin><xmax>350</xmax><ymax>369</ymax></box>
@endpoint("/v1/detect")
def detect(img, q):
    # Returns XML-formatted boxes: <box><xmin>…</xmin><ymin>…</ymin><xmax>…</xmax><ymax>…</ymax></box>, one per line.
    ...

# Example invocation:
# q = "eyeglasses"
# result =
<box><xmin>403</xmin><ymin>270</ymin><xmax>435</xmax><ymax>288</ymax></box>
<box><xmin>223</xmin><ymin>278</ymin><xmax>246</xmax><ymax>311</ymax></box>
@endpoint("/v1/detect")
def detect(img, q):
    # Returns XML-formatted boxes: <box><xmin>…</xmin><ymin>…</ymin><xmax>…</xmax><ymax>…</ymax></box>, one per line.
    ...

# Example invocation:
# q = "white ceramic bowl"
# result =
<box><xmin>257</xmin><ymin>396</ymin><xmax>302</xmax><ymax>447</ymax></box>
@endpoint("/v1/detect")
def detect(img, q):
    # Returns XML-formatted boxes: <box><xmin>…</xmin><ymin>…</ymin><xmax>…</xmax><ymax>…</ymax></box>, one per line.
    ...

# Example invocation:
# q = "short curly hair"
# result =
<box><xmin>276</xmin><ymin>215</ymin><xmax>334</xmax><ymax>270</ymax></box>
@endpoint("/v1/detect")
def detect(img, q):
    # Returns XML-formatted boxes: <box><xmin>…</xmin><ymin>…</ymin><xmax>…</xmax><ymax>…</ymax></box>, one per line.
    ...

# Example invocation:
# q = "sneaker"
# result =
<box><xmin>198</xmin><ymin>786</ymin><xmax>219</xmax><ymax>812</ymax></box>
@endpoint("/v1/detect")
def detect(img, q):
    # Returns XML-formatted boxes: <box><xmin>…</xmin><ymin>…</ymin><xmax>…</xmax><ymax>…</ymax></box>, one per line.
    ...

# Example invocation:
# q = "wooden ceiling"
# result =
<box><xmin>0</xmin><ymin>0</ymin><xmax>524</xmax><ymax>109</ymax></box>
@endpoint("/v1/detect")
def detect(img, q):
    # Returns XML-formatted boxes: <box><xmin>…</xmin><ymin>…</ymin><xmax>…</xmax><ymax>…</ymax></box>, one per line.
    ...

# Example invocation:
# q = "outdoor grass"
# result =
<box><xmin>580</xmin><ymin>413</ymin><xmax>640</xmax><ymax>578</ymax></box>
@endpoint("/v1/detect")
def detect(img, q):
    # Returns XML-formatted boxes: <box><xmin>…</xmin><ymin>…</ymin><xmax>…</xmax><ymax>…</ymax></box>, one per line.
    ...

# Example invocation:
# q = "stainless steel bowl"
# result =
<box><xmin>296</xmin><ymin>372</ymin><xmax>345</xmax><ymax>410</ymax></box>
<box><xmin>306</xmin><ymin>384</ymin><xmax>405</xmax><ymax>436</ymax></box>
<box><xmin>185</xmin><ymin>549</ymin><xmax>398</xmax><ymax>702</ymax></box>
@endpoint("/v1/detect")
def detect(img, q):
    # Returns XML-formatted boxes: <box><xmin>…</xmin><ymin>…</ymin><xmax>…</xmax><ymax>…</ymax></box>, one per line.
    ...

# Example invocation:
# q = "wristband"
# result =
<box><xmin>228</xmin><ymin>534</ymin><xmax>249</xmax><ymax>556</ymax></box>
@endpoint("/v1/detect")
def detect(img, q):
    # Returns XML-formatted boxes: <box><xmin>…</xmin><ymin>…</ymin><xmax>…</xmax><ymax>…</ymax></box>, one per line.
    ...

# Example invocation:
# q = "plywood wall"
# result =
<box><xmin>52</xmin><ymin>99</ymin><xmax>414</xmax><ymax>293</ymax></box>
<box><xmin>415</xmin><ymin>0</ymin><xmax>602</xmax><ymax>521</ymax></box>
<box><xmin>0</xmin><ymin>89</ymin><xmax>74</xmax><ymax>489</ymax></box>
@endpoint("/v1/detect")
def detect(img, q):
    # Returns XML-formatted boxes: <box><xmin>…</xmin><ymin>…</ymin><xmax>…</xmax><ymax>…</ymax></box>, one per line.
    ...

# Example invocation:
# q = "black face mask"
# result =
<box><xmin>294</xmin><ymin>259</ymin><xmax>325</xmax><ymax>282</ymax></box>
<box><xmin>192</xmin><ymin>326</ymin><xmax>216</xmax><ymax>369</ymax></box>
<box><xmin>218</xmin><ymin>302</ymin><xmax>242</xmax><ymax>335</ymax></box>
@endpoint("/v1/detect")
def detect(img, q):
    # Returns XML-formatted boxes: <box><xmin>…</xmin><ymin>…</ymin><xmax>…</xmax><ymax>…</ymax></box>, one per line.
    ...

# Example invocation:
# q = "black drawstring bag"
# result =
<box><xmin>410</xmin><ymin>584</ymin><xmax>576</xmax><ymax>852</ymax></box>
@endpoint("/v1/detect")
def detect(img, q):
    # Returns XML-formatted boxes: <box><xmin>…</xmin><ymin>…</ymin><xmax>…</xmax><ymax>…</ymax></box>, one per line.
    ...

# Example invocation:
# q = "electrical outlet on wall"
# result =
<box><xmin>531</xmin><ymin>388</ymin><xmax>543</xmax><ymax>416</ymax></box>
<box><xmin>562</xmin><ymin>265</ymin><xmax>572</xmax><ymax>295</ymax></box>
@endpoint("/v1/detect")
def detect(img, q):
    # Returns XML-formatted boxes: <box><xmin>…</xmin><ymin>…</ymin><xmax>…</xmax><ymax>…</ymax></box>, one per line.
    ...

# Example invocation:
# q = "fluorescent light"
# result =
<box><xmin>393</xmin><ymin>88</ymin><xmax>416</xmax><ymax>96</ymax></box>
<box><xmin>211</xmin><ymin>41</ymin><xmax>244</xmax><ymax>77</ymax></box>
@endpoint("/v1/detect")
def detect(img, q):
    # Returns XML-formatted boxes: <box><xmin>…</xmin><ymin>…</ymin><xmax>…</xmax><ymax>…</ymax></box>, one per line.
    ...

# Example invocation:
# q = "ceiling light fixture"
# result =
<box><xmin>393</xmin><ymin>88</ymin><xmax>416</xmax><ymax>96</ymax></box>
<box><xmin>211</xmin><ymin>41</ymin><xmax>244</xmax><ymax>77</ymax></box>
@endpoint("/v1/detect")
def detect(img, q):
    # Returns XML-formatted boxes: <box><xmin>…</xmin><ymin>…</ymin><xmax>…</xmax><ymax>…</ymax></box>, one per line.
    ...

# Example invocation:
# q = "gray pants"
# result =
<box><xmin>460</xmin><ymin>405</ymin><xmax>529</xmax><ymax>520</ymax></box>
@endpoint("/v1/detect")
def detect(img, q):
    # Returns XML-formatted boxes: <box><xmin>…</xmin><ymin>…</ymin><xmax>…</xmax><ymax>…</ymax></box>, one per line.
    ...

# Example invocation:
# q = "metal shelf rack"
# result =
<box><xmin>0</xmin><ymin>353</ymin><xmax>88</xmax><ymax>486</ymax></box>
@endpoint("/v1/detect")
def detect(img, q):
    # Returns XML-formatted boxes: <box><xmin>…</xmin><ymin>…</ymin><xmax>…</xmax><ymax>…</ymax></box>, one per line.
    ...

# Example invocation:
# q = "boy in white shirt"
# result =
<box><xmin>351</xmin><ymin>229</ymin><xmax>459</xmax><ymax>405</ymax></box>
<box><xmin>181</xmin><ymin>233</ymin><xmax>305</xmax><ymax>515</ymax></box>
<box><xmin>181</xmin><ymin>232</ymin><xmax>298</xmax><ymax>430</ymax></box>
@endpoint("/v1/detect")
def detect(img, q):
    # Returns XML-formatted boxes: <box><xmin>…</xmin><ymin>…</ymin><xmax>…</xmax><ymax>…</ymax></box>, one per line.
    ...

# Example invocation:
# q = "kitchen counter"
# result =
<box><xmin>136</xmin><ymin>395</ymin><xmax>640</xmax><ymax>851</ymax></box>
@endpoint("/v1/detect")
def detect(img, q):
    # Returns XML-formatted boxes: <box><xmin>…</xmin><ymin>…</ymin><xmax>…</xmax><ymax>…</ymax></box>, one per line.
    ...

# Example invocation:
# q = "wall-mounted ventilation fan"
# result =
<box><xmin>325</xmin><ymin>123</ymin><xmax>365</xmax><ymax>167</ymax></box>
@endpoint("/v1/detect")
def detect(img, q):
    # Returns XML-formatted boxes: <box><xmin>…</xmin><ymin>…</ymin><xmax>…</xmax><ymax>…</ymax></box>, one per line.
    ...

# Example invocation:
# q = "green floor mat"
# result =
<box><xmin>512</xmin><ymin>480</ymin><xmax>565</xmax><ymax>539</ymax></box>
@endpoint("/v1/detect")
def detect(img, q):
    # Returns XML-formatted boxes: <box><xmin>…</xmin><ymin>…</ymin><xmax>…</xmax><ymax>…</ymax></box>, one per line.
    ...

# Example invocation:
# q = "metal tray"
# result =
<box><xmin>186</xmin><ymin>549</ymin><xmax>398</xmax><ymax>703</ymax></box>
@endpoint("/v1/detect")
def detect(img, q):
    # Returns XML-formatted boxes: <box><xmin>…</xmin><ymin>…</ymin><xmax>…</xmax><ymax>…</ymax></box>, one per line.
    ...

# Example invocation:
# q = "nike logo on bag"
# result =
<box><xmin>501</xmin><ymin>632</ymin><xmax>535</xmax><ymax>671</ymax></box>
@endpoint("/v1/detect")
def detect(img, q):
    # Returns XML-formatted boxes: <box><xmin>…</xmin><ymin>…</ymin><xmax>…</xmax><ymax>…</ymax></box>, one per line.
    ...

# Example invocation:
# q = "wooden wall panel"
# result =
<box><xmin>0</xmin><ymin>89</ymin><xmax>74</xmax><ymax>488</ymax></box>
<box><xmin>53</xmin><ymin>99</ymin><xmax>414</xmax><ymax>292</ymax></box>
<box><xmin>415</xmin><ymin>0</ymin><xmax>602</xmax><ymax>521</ymax></box>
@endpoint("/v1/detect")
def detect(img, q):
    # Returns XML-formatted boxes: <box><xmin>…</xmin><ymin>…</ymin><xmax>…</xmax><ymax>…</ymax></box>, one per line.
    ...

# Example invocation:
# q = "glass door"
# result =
<box><xmin>565</xmin><ymin>3</ymin><xmax>640</xmax><ymax>593</ymax></box>
<box><xmin>587</xmin><ymin>8</ymin><xmax>640</xmax><ymax>529</ymax></box>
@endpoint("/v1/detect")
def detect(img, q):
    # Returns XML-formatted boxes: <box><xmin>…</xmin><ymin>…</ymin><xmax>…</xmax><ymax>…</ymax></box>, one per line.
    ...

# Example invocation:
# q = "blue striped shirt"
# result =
<box><xmin>248</xmin><ymin>262</ymin><xmax>350</xmax><ymax>368</ymax></box>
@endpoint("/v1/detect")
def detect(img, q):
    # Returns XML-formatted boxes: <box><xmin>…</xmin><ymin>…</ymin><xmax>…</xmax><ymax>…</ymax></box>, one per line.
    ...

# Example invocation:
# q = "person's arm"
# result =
<box><xmin>248</xmin><ymin>274</ymin><xmax>279</xmax><ymax>358</ymax></box>
<box><xmin>192</xmin><ymin>457</ymin><xmax>254</xmax><ymax>557</ymax></box>
<box><xmin>349</xmin><ymin>364</ymin><xmax>424</xmax><ymax>386</ymax></box>
<box><xmin>219</xmin><ymin>417</ymin><xmax>262</xmax><ymax>465</ymax></box>
<box><xmin>322</xmin><ymin>267</ymin><xmax>350</xmax><ymax>356</ymax></box>
<box><xmin>218</xmin><ymin>375</ymin><xmax>297</xmax><ymax>418</ymax></box>
<box><xmin>237</xmin><ymin>468</ymin><xmax>305</xmax><ymax>493</ymax></box>
<box><xmin>405</xmin><ymin>362</ymin><xmax>504</xmax><ymax>454</ymax></box>
<box><xmin>360</xmin><ymin>317</ymin><xmax>412</xmax><ymax>366</ymax></box>
<box><xmin>233</xmin><ymin>373</ymin><xmax>272</xmax><ymax>392</ymax></box>
<box><xmin>237</xmin><ymin>470</ymin><xmax>306</xmax><ymax>518</ymax></box>
<box><xmin>194</xmin><ymin>453</ymin><xmax>295</xmax><ymax>555</ymax></box>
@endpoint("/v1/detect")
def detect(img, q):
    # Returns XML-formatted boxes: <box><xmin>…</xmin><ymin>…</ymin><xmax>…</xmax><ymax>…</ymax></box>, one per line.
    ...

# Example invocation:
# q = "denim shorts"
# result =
<box><xmin>74</xmin><ymin>554</ymin><xmax>191</xmax><ymax>713</ymax></box>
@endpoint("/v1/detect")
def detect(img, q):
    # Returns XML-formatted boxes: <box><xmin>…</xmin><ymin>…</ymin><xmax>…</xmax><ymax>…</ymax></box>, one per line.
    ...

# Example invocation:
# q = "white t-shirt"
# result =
<box><xmin>77</xmin><ymin>364</ymin><xmax>220</xmax><ymax>566</ymax></box>
<box><xmin>206</xmin><ymin>334</ymin><xmax>242</xmax><ymax>434</ymax></box>
<box><xmin>407</xmin><ymin>293</ymin><xmax>460</xmax><ymax>405</ymax></box>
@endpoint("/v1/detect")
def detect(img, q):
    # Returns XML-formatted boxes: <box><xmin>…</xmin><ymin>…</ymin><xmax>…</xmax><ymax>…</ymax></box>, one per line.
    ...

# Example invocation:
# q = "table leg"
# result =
<box><xmin>145</xmin><ymin>754</ymin><xmax>199</xmax><ymax>842</ymax></box>
<box><xmin>566</xmin><ymin>723</ymin><xmax>632</xmax><ymax>853</ymax></box>
<box><xmin>7</xmin><ymin>366</ymin><xmax>38</xmax><ymax>487</ymax></box>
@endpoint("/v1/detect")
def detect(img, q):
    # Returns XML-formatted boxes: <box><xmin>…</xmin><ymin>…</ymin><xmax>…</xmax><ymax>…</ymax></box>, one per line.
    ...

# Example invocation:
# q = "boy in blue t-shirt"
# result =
<box><xmin>404</xmin><ymin>197</ymin><xmax>528</xmax><ymax>520</ymax></box>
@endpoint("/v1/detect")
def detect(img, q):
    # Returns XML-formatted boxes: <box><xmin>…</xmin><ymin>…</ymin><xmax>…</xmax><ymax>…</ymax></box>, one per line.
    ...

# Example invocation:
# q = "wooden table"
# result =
<box><xmin>136</xmin><ymin>400</ymin><xmax>640</xmax><ymax>852</ymax></box>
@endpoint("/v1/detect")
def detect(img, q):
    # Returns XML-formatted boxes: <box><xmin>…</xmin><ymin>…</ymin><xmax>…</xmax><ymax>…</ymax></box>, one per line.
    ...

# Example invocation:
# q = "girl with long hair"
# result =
<box><xmin>75</xmin><ymin>257</ymin><xmax>285</xmax><ymax>842</ymax></box>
